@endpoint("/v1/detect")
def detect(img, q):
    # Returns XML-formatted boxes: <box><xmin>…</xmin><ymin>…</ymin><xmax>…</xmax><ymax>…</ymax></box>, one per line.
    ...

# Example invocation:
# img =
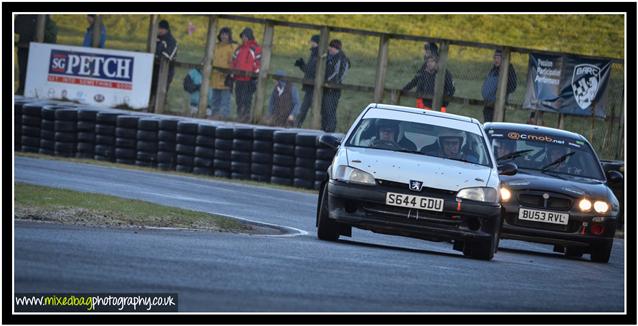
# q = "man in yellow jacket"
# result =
<box><xmin>210</xmin><ymin>27</ymin><xmax>236</xmax><ymax>120</ymax></box>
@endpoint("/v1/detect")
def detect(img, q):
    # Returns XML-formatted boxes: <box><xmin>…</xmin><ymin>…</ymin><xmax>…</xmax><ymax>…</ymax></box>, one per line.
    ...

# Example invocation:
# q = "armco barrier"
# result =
<box><xmin>13</xmin><ymin>97</ymin><xmax>346</xmax><ymax>191</ymax></box>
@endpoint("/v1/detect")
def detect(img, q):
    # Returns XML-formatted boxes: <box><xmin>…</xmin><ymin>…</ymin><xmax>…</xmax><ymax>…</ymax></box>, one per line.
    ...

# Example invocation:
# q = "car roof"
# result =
<box><xmin>369</xmin><ymin>103</ymin><xmax>480</xmax><ymax>125</ymax></box>
<box><xmin>484</xmin><ymin>122</ymin><xmax>587</xmax><ymax>142</ymax></box>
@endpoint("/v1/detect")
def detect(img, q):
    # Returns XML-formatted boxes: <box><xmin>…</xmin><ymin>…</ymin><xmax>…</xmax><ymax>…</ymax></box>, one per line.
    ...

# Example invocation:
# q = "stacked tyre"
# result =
<box><xmin>250</xmin><ymin>127</ymin><xmax>276</xmax><ymax>183</ymax></box>
<box><xmin>39</xmin><ymin>105</ymin><xmax>59</xmax><ymax>156</ymax></box>
<box><xmin>21</xmin><ymin>102</ymin><xmax>45</xmax><ymax>153</ymax></box>
<box><xmin>76</xmin><ymin>108</ymin><xmax>99</xmax><ymax>159</ymax></box>
<box><xmin>176</xmin><ymin>121</ymin><xmax>198</xmax><ymax>173</ymax></box>
<box><xmin>193</xmin><ymin>124</ymin><xmax>215</xmax><ymax>175</ymax></box>
<box><xmin>231</xmin><ymin>127</ymin><xmax>253</xmax><ymax>180</ymax></box>
<box><xmin>115</xmin><ymin>115</ymin><xmax>139</xmax><ymax>165</ymax></box>
<box><xmin>94</xmin><ymin>112</ymin><xmax>120</xmax><ymax>162</ymax></box>
<box><xmin>271</xmin><ymin>131</ymin><xmax>297</xmax><ymax>186</ymax></box>
<box><xmin>213</xmin><ymin>126</ymin><xmax>233</xmax><ymax>178</ymax></box>
<box><xmin>157</xmin><ymin>119</ymin><xmax>179</xmax><ymax>170</ymax></box>
<box><xmin>293</xmin><ymin>133</ymin><xmax>319</xmax><ymax>189</ymax></box>
<box><xmin>52</xmin><ymin>107</ymin><xmax>78</xmax><ymax>157</ymax></box>
<box><xmin>136</xmin><ymin>118</ymin><xmax>160</xmax><ymax>167</ymax></box>
<box><xmin>314</xmin><ymin>136</ymin><xmax>337</xmax><ymax>190</ymax></box>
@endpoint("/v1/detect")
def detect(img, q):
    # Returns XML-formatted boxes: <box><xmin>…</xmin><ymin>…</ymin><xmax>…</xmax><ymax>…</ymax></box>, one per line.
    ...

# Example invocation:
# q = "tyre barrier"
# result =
<box><xmin>76</xmin><ymin>108</ymin><xmax>98</xmax><ymax>159</ymax></box>
<box><xmin>94</xmin><ymin>111</ymin><xmax>122</xmax><ymax>162</ymax></box>
<box><xmin>14</xmin><ymin>99</ymin><xmax>347</xmax><ymax>191</ymax></box>
<box><xmin>115</xmin><ymin>115</ymin><xmax>140</xmax><ymax>165</ymax></box>
<box><xmin>54</xmin><ymin>108</ymin><xmax>78</xmax><ymax>158</ymax></box>
<box><xmin>214</xmin><ymin>126</ymin><xmax>234</xmax><ymax>178</ymax></box>
<box><xmin>157</xmin><ymin>118</ymin><xmax>179</xmax><ymax>170</ymax></box>
<box><xmin>137</xmin><ymin>118</ymin><xmax>160</xmax><ymax>168</ymax></box>
<box><xmin>176</xmin><ymin>121</ymin><xmax>199</xmax><ymax>173</ymax></box>
<box><xmin>193</xmin><ymin>123</ymin><xmax>216</xmax><ymax>175</ymax></box>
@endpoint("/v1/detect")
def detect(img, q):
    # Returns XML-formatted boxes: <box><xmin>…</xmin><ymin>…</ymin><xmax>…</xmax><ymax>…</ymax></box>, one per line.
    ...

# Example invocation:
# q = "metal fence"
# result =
<box><xmin>17</xmin><ymin>14</ymin><xmax>625</xmax><ymax>160</ymax></box>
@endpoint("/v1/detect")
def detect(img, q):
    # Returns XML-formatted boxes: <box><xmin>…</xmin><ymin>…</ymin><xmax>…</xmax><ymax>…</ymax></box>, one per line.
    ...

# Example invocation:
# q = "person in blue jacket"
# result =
<box><xmin>184</xmin><ymin>68</ymin><xmax>212</xmax><ymax>117</ymax></box>
<box><xmin>82</xmin><ymin>14</ymin><xmax>106</xmax><ymax>48</ymax></box>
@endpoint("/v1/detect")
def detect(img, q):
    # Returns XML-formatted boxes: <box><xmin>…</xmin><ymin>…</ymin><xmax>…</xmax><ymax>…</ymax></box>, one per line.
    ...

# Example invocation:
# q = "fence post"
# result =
<box><xmin>147</xmin><ymin>15</ymin><xmax>159</xmax><ymax>54</ymax></box>
<box><xmin>154</xmin><ymin>58</ymin><xmax>170</xmax><ymax>114</ymax></box>
<box><xmin>373</xmin><ymin>34</ymin><xmax>390</xmax><ymax>103</ymax></box>
<box><xmin>252</xmin><ymin>22</ymin><xmax>274</xmax><ymax>124</ymax></box>
<box><xmin>92</xmin><ymin>15</ymin><xmax>102</xmax><ymax>48</ymax></box>
<box><xmin>35</xmin><ymin>15</ymin><xmax>46</xmax><ymax>42</ymax></box>
<box><xmin>432</xmin><ymin>41</ymin><xmax>449</xmax><ymax>110</ymax></box>
<box><xmin>311</xmin><ymin>26</ymin><xmax>329</xmax><ymax>130</ymax></box>
<box><xmin>198</xmin><ymin>15</ymin><xmax>218</xmax><ymax>118</ymax></box>
<box><xmin>615</xmin><ymin>99</ymin><xmax>624</xmax><ymax>160</ymax></box>
<box><xmin>557</xmin><ymin>113</ymin><xmax>565</xmax><ymax>129</ymax></box>
<box><xmin>494</xmin><ymin>47</ymin><xmax>511</xmax><ymax>122</ymax></box>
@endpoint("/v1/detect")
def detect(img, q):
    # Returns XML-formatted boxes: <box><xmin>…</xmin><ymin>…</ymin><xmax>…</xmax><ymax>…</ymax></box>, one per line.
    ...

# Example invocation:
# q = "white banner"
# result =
<box><xmin>24</xmin><ymin>43</ymin><xmax>154</xmax><ymax>110</ymax></box>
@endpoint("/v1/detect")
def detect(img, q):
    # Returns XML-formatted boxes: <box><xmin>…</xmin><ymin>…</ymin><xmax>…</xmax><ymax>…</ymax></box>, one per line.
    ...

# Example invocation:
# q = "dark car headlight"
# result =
<box><xmin>333</xmin><ymin>165</ymin><xmax>376</xmax><ymax>186</ymax></box>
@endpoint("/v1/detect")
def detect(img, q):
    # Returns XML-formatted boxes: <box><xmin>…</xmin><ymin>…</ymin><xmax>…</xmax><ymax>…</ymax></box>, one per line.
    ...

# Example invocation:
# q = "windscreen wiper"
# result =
<box><xmin>497</xmin><ymin>149</ymin><xmax>533</xmax><ymax>161</ymax></box>
<box><xmin>541</xmin><ymin>151</ymin><xmax>575</xmax><ymax>172</ymax></box>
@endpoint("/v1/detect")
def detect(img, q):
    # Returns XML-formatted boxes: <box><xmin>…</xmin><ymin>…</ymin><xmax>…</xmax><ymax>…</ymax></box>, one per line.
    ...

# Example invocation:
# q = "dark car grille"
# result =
<box><xmin>361</xmin><ymin>202</ymin><xmax>461</xmax><ymax>229</ymax></box>
<box><xmin>517</xmin><ymin>192</ymin><xmax>573</xmax><ymax>211</ymax></box>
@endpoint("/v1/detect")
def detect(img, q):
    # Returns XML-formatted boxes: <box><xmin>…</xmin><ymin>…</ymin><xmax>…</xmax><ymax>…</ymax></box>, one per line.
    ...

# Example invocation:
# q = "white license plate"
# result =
<box><xmin>385</xmin><ymin>192</ymin><xmax>444</xmax><ymax>212</ymax></box>
<box><xmin>518</xmin><ymin>208</ymin><xmax>569</xmax><ymax>225</ymax></box>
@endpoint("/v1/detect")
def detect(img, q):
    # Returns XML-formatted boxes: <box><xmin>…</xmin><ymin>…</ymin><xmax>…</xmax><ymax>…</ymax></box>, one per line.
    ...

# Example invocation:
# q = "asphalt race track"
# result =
<box><xmin>14</xmin><ymin>156</ymin><xmax>625</xmax><ymax>312</ymax></box>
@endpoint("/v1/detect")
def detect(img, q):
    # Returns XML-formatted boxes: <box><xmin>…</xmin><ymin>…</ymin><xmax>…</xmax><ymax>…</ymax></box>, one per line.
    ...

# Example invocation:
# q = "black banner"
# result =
<box><xmin>522</xmin><ymin>53</ymin><xmax>612</xmax><ymax>117</ymax></box>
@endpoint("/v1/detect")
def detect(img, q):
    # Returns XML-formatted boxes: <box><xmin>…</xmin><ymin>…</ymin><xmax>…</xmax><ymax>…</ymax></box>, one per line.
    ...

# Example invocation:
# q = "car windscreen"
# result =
<box><xmin>488</xmin><ymin>130</ymin><xmax>605</xmax><ymax>180</ymax></box>
<box><xmin>345</xmin><ymin>118</ymin><xmax>492</xmax><ymax>167</ymax></box>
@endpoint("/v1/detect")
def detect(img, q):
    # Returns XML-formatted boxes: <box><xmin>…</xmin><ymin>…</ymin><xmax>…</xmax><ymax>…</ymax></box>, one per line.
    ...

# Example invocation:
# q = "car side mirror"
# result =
<box><xmin>498</xmin><ymin>162</ymin><xmax>518</xmax><ymax>176</ymax></box>
<box><xmin>319</xmin><ymin>134</ymin><xmax>341</xmax><ymax>149</ymax></box>
<box><xmin>606</xmin><ymin>170</ymin><xmax>623</xmax><ymax>184</ymax></box>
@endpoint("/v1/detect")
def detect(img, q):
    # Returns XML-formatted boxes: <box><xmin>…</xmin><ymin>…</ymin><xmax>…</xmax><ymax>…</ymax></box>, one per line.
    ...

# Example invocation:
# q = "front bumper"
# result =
<box><xmin>327</xmin><ymin>180</ymin><xmax>501</xmax><ymax>243</ymax></box>
<box><xmin>500</xmin><ymin>202</ymin><xmax>617</xmax><ymax>247</ymax></box>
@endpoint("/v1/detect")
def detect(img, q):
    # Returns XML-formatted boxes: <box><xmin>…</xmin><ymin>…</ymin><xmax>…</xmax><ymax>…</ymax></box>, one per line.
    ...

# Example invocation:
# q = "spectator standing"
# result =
<box><xmin>481</xmin><ymin>49</ymin><xmax>517</xmax><ymax>122</ymax></box>
<box><xmin>183</xmin><ymin>67</ymin><xmax>212</xmax><ymax>117</ymax></box>
<box><xmin>293</xmin><ymin>34</ymin><xmax>320</xmax><ymax>127</ymax></box>
<box><xmin>402</xmin><ymin>55</ymin><xmax>455</xmax><ymax>112</ymax></box>
<box><xmin>232</xmin><ymin>27</ymin><xmax>262</xmax><ymax>123</ymax></box>
<box><xmin>150</xmin><ymin>19</ymin><xmax>178</xmax><ymax>109</ymax></box>
<box><xmin>321</xmin><ymin>39</ymin><xmax>350</xmax><ymax>132</ymax></box>
<box><xmin>82</xmin><ymin>14</ymin><xmax>106</xmax><ymax>48</ymax></box>
<box><xmin>267</xmin><ymin>70</ymin><xmax>300</xmax><ymax>127</ymax></box>
<box><xmin>15</xmin><ymin>14</ymin><xmax>57</xmax><ymax>95</ymax></box>
<box><xmin>209</xmin><ymin>27</ymin><xmax>236</xmax><ymax>120</ymax></box>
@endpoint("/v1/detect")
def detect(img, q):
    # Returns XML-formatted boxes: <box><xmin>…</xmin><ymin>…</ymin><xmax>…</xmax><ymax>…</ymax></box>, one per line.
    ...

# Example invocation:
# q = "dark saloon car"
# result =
<box><xmin>484</xmin><ymin>122</ymin><xmax>623</xmax><ymax>263</ymax></box>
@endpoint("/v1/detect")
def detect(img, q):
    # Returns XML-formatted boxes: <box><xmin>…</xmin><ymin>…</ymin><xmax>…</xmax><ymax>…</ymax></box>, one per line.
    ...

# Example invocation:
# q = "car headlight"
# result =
<box><xmin>457</xmin><ymin>187</ymin><xmax>498</xmax><ymax>203</ymax></box>
<box><xmin>594</xmin><ymin>201</ymin><xmax>609</xmax><ymax>214</ymax></box>
<box><xmin>333</xmin><ymin>165</ymin><xmax>376</xmax><ymax>186</ymax></box>
<box><xmin>500</xmin><ymin>187</ymin><xmax>512</xmax><ymax>202</ymax></box>
<box><xmin>578</xmin><ymin>198</ymin><xmax>592</xmax><ymax>212</ymax></box>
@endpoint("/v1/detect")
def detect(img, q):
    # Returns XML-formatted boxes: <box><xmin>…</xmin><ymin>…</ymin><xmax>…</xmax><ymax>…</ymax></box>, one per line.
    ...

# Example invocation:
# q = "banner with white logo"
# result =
<box><xmin>522</xmin><ymin>53</ymin><xmax>611</xmax><ymax>117</ymax></box>
<box><xmin>24</xmin><ymin>43</ymin><xmax>154</xmax><ymax>109</ymax></box>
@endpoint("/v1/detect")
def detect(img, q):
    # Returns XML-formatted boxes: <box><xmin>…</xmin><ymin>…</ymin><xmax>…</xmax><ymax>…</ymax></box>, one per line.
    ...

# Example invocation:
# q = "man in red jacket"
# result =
<box><xmin>232</xmin><ymin>27</ymin><xmax>262</xmax><ymax>123</ymax></box>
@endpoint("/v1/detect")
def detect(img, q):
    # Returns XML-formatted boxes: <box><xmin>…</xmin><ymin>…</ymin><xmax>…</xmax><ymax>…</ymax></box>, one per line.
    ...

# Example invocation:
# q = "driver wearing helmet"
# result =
<box><xmin>370</xmin><ymin>119</ymin><xmax>401</xmax><ymax>150</ymax></box>
<box><xmin>425</xmin><ymin>128</ymin><xmax>478</xmax><ymax>163</ymax></box>
<box><xmin>493</xmin><ymin>138</ymin><xmax>516</xmax><ymax>160</ymax></box>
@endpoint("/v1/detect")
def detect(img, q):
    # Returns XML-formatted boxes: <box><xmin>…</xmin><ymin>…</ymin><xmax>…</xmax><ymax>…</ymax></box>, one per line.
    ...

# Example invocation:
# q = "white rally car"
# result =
<box><xmin>316</xmin><ymin>103</ymin><xmax>516</xmax><ymax>260</ymax></box>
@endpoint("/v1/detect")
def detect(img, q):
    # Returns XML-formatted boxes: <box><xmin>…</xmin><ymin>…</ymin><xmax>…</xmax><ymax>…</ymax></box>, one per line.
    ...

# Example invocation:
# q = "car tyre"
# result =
<box><xmin>463</xmin><ymin>236</ymin><xmax>496</xmax><ymax>261</ymax></box>
<box><xmin>590</xmin><ymin>240</ymin><xmax>613</xmax><ymax>263</ymax></box>
<box><xmin>317</xmin><ymin>182</ymin><xmax>339</xmax><ymax>241</ymax></box>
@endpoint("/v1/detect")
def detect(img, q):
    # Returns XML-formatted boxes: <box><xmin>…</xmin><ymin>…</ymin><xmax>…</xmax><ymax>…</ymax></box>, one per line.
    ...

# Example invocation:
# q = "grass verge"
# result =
<box><xmin>15</xmin><ymin>151</ymin><xmax>318</xmax><ymax>194</ymax></box>
<box><xmin>14</xmin><ymin>182</ymin><xmax>280</xmax><ymax>235</ymax></box>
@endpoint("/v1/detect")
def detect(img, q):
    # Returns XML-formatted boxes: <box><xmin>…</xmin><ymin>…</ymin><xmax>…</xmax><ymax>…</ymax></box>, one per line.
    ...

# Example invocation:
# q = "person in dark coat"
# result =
<box><xmin>15</xmin><ymin>14</ymin><xmax>57</xmax><ymax>95</ymax></box>
<box><xmin>321</xmin><ymin>39</ymin><xmax>350</xmax><ymax>132</ymax></box>
<box><xmin>150</xmin><ymin>19</ymin><xmax>178</xmax><ymax>109</ymax></box>
<box><xmin>402</xmin><ymin>55</ymin><xmax>455</xmax><ymax>112</ymax></box>
<box><xmin>293</xmin><ymin>34</ymin><xmax>320</xmax><ymax>127</ymax></box>
<box><xmin>267</xmin><ymin>70</ymin><xmax>301</xmax><ymax>127</ymax></box>
<box><xmin>481</xmin><ymin>49</ymin><xmax>517</xmax><ymax>122</ymax></box>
